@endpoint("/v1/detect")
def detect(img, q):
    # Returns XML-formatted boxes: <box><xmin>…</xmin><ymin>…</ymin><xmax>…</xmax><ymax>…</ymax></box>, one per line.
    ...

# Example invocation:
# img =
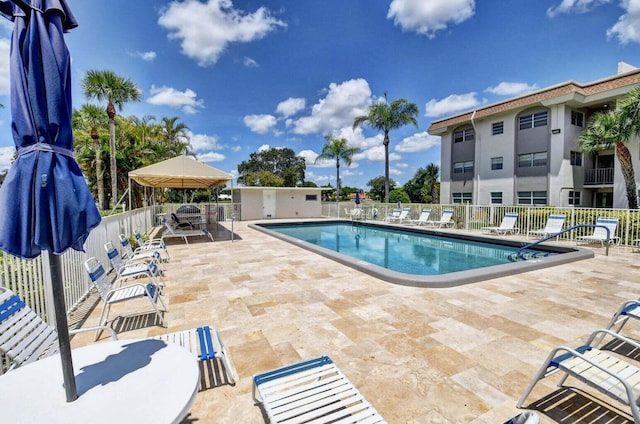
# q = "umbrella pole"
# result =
<box><xmin>49</xmin><ymin>254</ymin><xmax>77</xmax><ymax>401</ymax></box>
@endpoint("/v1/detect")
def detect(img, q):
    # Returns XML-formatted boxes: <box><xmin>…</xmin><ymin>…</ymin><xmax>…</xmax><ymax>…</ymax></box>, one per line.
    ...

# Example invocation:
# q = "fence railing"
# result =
<box><xmin>584</xmin><ymin>168</ymin><xmax>614</xmax><ymax>185</ymax></box>
<box><xmin>322</xmin><ymin>202</ymin><xmax>640</xmax><ymax>245</ymax></box>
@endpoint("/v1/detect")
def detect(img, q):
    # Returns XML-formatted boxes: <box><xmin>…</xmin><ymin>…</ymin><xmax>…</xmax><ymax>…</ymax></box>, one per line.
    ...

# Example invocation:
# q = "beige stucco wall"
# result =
<box><xmin>233</xmin><ymin>188</ymin><xmax>324</xmax><ymax>220</ymax></box>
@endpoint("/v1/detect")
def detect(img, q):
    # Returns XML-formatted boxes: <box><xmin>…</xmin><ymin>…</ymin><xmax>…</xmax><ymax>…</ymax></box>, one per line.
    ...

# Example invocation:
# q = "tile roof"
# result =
<box><xmin>428</xmin><ymin>68</ymin><xmax>640</xmax><ymax>133</ymax></box>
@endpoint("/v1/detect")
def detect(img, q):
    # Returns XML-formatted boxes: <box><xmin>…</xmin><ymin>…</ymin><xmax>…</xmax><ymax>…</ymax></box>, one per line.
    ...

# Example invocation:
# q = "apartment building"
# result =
<box><xmin>427</xmin><ymin>62</ymin><xmax>640</xmax><ymax>208</ymax></box>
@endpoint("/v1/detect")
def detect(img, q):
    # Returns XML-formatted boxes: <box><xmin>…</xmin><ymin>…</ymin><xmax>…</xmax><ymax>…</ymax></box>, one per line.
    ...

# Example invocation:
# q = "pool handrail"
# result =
<box><xmin>514</xmin><ymin>224</ymin><xmax>612</xmax><ymax>259</ymax></box>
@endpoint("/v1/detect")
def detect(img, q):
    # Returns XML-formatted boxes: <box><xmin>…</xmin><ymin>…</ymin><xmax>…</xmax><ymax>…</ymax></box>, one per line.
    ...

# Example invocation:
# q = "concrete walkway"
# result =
<box><xmin>71</xmin><ymin>220</ymin><xmax>640</xmax><ymax>423</ymax></box>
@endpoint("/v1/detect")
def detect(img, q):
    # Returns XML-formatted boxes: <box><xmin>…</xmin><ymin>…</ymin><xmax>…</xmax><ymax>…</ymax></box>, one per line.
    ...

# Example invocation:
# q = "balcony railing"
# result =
<box><xmin>584</xmin><ymin>168</ymin><xmax>614</xmax><ymax>185</ymax></box>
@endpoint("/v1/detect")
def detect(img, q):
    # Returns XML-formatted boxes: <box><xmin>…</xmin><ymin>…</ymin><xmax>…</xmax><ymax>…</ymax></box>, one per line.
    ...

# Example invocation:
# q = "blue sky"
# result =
<box><xmin>0</xmin><ymin>0</ymin><xmax>639</xmax><ymax>190</ymax></box>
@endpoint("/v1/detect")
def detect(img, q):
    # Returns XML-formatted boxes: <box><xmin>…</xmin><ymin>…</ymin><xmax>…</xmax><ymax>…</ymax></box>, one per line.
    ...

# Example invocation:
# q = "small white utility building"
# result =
<box><xmin>232</xmin><ymin>187</ymin><xmax>329</xmax><ymax>221</ymax></box>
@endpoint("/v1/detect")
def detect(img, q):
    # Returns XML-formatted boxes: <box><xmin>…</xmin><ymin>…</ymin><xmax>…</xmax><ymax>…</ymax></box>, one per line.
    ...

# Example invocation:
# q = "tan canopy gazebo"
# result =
<box><xmin>129</xmin><ymin>155</ymin><xmax>232</xmax><ymax>188</ymax></box>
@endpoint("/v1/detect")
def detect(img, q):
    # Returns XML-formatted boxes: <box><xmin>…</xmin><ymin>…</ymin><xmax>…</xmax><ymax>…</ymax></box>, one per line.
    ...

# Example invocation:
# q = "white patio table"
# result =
<box><xmin>0</xmin><ymin>338</ymin><xmax>200</xmax><ymax>423</ymax></box>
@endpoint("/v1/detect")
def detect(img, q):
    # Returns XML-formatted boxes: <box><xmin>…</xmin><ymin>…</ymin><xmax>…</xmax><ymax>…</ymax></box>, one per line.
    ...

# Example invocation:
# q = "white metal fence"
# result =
<box><xmin>322</xmin><ymin>202</ymin><xmax>640</xmax><ymax>245</ymax></box>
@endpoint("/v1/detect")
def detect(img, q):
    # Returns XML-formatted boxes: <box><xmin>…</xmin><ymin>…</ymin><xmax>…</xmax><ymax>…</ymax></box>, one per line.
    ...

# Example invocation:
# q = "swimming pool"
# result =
<box><xmin>250</xmin><ymin>220</ymin><xmax>594</xmax><ymax>287</ymax></box>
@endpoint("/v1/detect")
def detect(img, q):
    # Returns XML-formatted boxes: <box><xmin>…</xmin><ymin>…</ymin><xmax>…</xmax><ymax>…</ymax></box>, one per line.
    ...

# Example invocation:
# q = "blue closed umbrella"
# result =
<box><xmin>355</xmin><ymin>190</ymin><xmax>361</xmax><ymax>205</ymax></box>
<box><xmin>0</xmin><ymin>0</ymin><xmax>100</xmax><ymax>401</ymax></box>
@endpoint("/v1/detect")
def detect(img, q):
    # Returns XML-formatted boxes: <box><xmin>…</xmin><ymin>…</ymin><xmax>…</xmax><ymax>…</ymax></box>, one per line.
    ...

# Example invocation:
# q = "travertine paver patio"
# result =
<box><xmin>71</xmin><ymin>220</ymin><xmax>640</xmax><ymax>423</ymax></box>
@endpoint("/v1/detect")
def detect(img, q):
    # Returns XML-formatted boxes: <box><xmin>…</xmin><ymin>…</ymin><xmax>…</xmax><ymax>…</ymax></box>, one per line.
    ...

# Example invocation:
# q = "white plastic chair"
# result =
<box><xmin>482</xmin><ymin>212</ymin><xmax>519</xmax><ymax>235</ymax></box>
<box><xmin>0</xmin><ymin>287</ymin><xmax>117</xmax><ymax>370</ymax></box>
<box><xmin>527</xmin><ymin>214</ymin><xmax>565</xmax><ymax>240</ymax></box>
<box><xmin>84</xmin><ymin>257</ymin><xmax>167</xmax><ymax>340</ymax></box>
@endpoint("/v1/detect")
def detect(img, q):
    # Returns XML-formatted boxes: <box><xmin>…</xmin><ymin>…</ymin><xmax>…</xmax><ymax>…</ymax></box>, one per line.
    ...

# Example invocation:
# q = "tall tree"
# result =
<box><xmin>353</xmin><ymin>93</ymin><xmax>419</xmax><ymax>203</ymax></box>
<box><xmin>367</xmin><ymin>175</ymin><xmax>396</xmax><ymax>201</ymax></box>
<box><xmin>157</xmin><ymin>116</ymin><xmax>193</xmax><ymax>157</ymax></box>
<box><xmin>237</xmin><ymin>147</ymin><xmax>306</xmax><ymax>186</ymax></box>
<box><xmin>315</xmin><ymin>135</ymin><xmax>361</xmax><ymax>209</ymax></box>
<box><xmin>578</xmin><ymin>110</ymin><xmax>637</xmax><ymax>209</ymax></box>
<box><xmin>82</xmin><ymin>70</ymin><xmax>141</xmax><ymax>209</ymax></box>
<box><xmin>424</xmin><ymin>163</ymin><xmax>440</xmax><ymax>204</ymax></box>
<box><xmin>72</xmin><ymin>104</ymin><xmax>108</xmax><ymax>209</ymax></box>
<box><xmin>621</xmin><ymin>86</ymin><xmax>640</xmax><ymax>140</ymax></box>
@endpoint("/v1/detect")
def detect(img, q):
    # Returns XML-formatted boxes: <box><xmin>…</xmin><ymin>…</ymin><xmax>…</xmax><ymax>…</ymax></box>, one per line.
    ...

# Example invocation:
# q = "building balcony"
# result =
<box><xmin>584</xmin><ymin>168</ymin><xmax>614</xmax><ymax>185</ymax></box>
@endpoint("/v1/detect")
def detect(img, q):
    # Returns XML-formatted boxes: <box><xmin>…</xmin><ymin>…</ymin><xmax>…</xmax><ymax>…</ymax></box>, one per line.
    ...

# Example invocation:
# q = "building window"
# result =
<box><xmin>453</xmin><ymin>161</ymin><xmax>474</xmax><ymax>174</ymax></box>
<box><xmin>492</xmin><ymin>121</ymin><xmax>504</xmax><ymax>135</ymax></box>
<box><xmin>518</xmin><ymin>151</ymin><xmax>547</xmax><ymax>168</ymax></box>
<box><xmin>571</xmin><ymin>110</ymin><xmax>584</xmax><ymax>127</ymax></box>
<box><xmin>519</xmin><ymin>111</ymin><xmax>548</xmax><ymax>130</ymax></box>
<box><xmin>570</xmin><ymin>151</ymin><xmax>582</xmax><ymax>166</ymax></box>
<box><xmin>518</xmin><ymin>191</ymin><xmax>547</xmax><ymax>205</ymax></box>
<box><xmin>490</xmin><ymin>192</ymin><xmax>503</xmax><ymax>204</ymax></box>
<box><xmin>305</xmin><ymin>194</ymin><xmax>317</xmax><ymax>201</ymax></box>
<box><xmin>491</xmin><ymin>157</ymin><xmax>503</xmax><ymax>170</ymax></box>
<box><xmin>452</xmin><ymin>192</ymin><xmax>472</xmax><ymax>204</ymax></box>
<box><xmin>568</xmin><ymin>191</ymin><xmax>581</xmax><ymax>205</ymax></box>
<box><xmin>453</xmin><ymin>128</ymin><xmax>474</xmax><ymax>143</ymax></box>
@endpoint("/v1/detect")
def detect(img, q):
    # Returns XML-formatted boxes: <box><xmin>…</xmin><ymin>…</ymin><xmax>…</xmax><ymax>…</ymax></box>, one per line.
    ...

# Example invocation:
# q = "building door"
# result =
<box><xmin>594</xmin><ymin>192</ymin><xmax>613</xmax><ymax>208</ymax></box>
<box><xmin>263</xmin><ymin>189</ymin><xmax>276</xmax><ymax>218</ymax></box>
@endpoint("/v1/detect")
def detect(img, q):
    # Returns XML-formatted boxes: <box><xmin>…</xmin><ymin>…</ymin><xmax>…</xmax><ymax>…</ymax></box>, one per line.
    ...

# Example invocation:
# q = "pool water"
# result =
<box><xmin>252</xmin><ymin>221</ymin><xmax>593</xmax><ymax>287</ymax></box>
<box><xmin>262</xmin><ymin>222</ymin><xmax>538</xmax><ymax>275</ymax></box>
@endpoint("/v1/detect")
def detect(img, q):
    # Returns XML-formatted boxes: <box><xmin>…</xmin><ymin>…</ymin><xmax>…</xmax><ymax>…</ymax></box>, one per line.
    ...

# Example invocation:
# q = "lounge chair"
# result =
<box><xmin>482</xmin><ymin>212</ymin><xmax>519</xmax><ymax>235</ymax></box>
<box><xmin>133</xmin><ymin>229</ymin><xmax>171</xmax><ymax>261</ymax></box>
<box><xmin>0</xmin><ymin>287</ymin><xmax>236</xmax><ymax>388</ymax></box>
<box><xmin>171</xmin><ymin>212</ymin><xmax>194</xmax><ymax>229</ymax></box>
<box><xmin>425</xmin><ymin>209</ymin><xmax>455</xmax><ymax>228</ymax></box>
<box><xmin>384</xmin><ymin>208</ymin><xmax>401</xmax><ymax>222</ymax></box>
<box><xmin>253</xmin><ymin>355</ymin><xmax>386</xmax><ymax>423</ymax></box>
<box><xmin>407</xmin><ymin>208</ymin><xmax>431</xmax><ymax>226</ymax></box>
<box><xmin>387</xmin><ymin>207</ymin><xmax>410</xmax><ymax>223</ymax></box>
<box><xmin>517</xmin><ymin>329</ymin><xmax>640</xmax><ymax>422</ymax></box>
<box><xmin>527</xmin><ymin>214</ymin><xmax>565</xmax><ymax>240</ymax></box>
<box><xmin>603</xmin><ymin>299</ymin><xmax>640</xmax><ymax>337</ymax></box>
<box><xmin>104</xmin><ymin>241</ymin><xmax>165</xmax><ymax>285</ymax></box>
<box><xmin>84</xmin><ymin>257</ymin><xmax>167</xmax><ymax>340</ymax></box>
<box><xmin>120</xmin><ymin>233</ymin><xmax>169</xmax><ymax>263</ymax></box>
<box><xmin>154</xmin><ymin>325</ymin><xmax>237</xmax><ymax>388</ymax></box>
<box><xmin>576</xmin><ymin>217</ymin><xmax>620</xmax><ymax>247</ymax></box>
<box><xmin>0</xmin><ymin>286</ymin><xmax>117</xmax><ymax>370</ymax></box>
<box><xmin>119</xmin><ymin>234</ymin><xmax>168</xmax><ymax>265</ymax></box>
<box><xmin>161</xmin><ymin>217</ymin><xmax>213</xmax><ymax>244</ymax></box>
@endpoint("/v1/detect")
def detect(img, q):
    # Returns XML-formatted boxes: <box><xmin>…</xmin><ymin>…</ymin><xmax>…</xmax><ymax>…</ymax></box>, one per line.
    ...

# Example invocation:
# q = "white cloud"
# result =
<box><xmin>243</xmin><ymin>114</ymin><xmax>277</xmax><ymax>134</ymax></box>
<box><xmin>129</xmin><ymin>50</ymin><xmax>157</xmax><ymax>61</ymax></box>
<box><xmin>547</xmin><ymin>0</ymin><xmax>610</xmax><ymax>18</ymax></box>
<box><xmin>387</xmin><ymin>0</ymin><xmax>475</xmax><ymax>38</ymax></box>
<box><xmin>292</xmin><ymin>78</ymin><xmax>372</xmax><ymax>135</ymax></box>
<box><xmin>146</xmin><ymin>85</ymin><xmax>204</xmax><ymax>114</ymax></box>
<box><xmin>197</xmin><ymin>151</ymin><xmax>226</xmax><ymax>162</ymax></box>
<box><xmin>188</xmin><ymin>132</ymin><xmax>221</xmax><ymax>151</ymax></box>
<box><xmin>276</xmin><ymin>97</ymin><xmax>306</xmax><ymax>117</ymax></box>
<box><xmin>395</xmin><ymin>131</ymin><xmax>440</xmax><ymax>153</ymax></box>
<box><xmin>607</xmin><ymin>0</ymin><xmax>640</xmax><ymax>44</ymax></box>
<box><xmin>158</xmin><ymin>0</ymin><xmax>286</xmax><ymax>66</ymax></box>
<box><xmin>424</xmin><ymin>92</ymin><xmax>481</xmax><ymax>117</ymax></box>
<box><xmin>485</xmin><ymin>82</ymin><xmax>538</xmax><ymax>96</ymax></box>
<box><xmin>353</xmin><ymin>145</ymin><xmax>401</xmax><ymax>162</ymax></box>
<box><xmin>257</xmin><ymin>144</ymin><xmax>270</xmax><ymax>152</ymax></box>
<box><xmin>243</xmin><ymin>57</ymin><xmax>258</xmax><ymax>67</ymax></box>
<box><xmin>298</xmin><ymin>149</ymin><xmax>319</xmax><ymax>165</ymax></box>
<box><xmin>0</xmin><ymin>38</ymin><xmax>9</xmax><ymax>95</ymax></box>
<box><xmin>0</xmin><ymin>146</ymin><xmax>13</xmax><ymax>171</ymax></box>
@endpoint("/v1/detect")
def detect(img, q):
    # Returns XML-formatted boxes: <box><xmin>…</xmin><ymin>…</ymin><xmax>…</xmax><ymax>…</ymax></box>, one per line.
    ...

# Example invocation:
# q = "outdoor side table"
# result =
<box><xmin>0</xmin><ymin>338</ymin><xmax>200</xmax><ymax>423</ymax></box>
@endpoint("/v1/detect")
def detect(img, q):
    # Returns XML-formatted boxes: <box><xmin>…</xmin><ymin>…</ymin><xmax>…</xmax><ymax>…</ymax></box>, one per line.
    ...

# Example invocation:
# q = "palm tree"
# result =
<box><xmin>72</xmin><ymin>104</ymin><xmax>108</xmax><ymax>209</ymax></box>
<box><xmin>578</xmin><ymin>110</ymin><xmax>637</xmax><ymax>209</ymax></box>
<box><xmin>423</xmin><ymin>163</ymin><xmax>439</xmax><ymax>204</ymax></box>
<box><xmin>353</xmin><ymin>93</ymin><xmax>419</xmax><ymax>203</ymax></box>
<box><xmin>621</xmin><ymin>86</ymin><xmax>640</xmax><ymax>138</ymax></box>
<box><xmin>315</xmin><ymin>135</ymin><xmax>361</xmax><ymax>208</ymax></box>
<box><xmin>82</xmin><ymin>70</ymin><xmax>141</xmax><ymax>209</ymax></box>
<box><xmin>157</xmin><ymin>116</ymin><xmax>193</xmax><ymax>157</ymax></box>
